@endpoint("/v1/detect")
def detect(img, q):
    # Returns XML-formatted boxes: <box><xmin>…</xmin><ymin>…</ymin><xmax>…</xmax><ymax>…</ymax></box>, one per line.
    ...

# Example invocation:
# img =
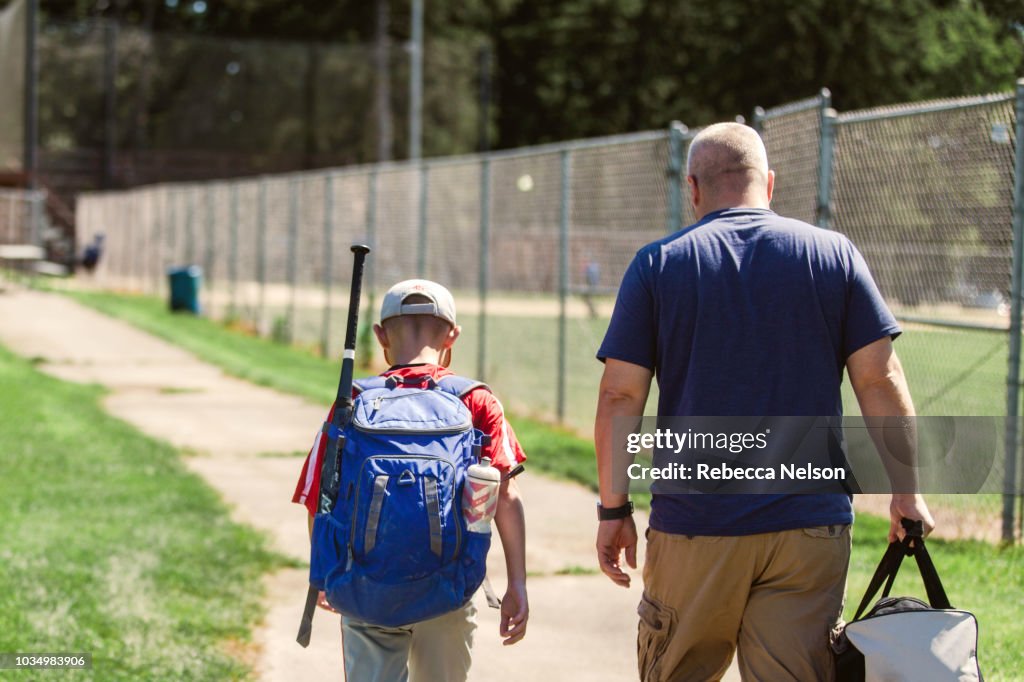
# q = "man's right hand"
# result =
<box><xmin>596</xmin><ymin>516</ymin><xmax>638</xmax><ymax>587</ymax></box>
<box><xmin>889</xmin><ymin>493</ymin><xmax>935</xmax><ymax>543</ymax></box>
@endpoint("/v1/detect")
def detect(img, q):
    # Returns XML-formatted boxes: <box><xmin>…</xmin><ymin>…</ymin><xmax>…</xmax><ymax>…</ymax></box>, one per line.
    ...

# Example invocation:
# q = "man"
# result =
<box><xmin>593</xmin><ymin>122</ymin><xmax>934</xmax><ymax>681</ymax></box>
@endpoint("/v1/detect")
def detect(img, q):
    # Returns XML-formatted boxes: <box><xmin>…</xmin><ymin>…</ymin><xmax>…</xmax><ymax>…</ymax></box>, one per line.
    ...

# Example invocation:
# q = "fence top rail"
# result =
<box><xmin>759</xmin><ymin>91</ymin><xmax>828</xmax><ymax>121</ymax></box>
<box><xmin>896</xmin><ymin>313</ymin><xmax>1009</xmax><ymax>334</ymax></box>
<box><xmin>77</xmin><ymin>128</ymin><xmax>675</xmax><ymax>201</ymax></box>
<box><xmin>836</xmin><ymin>91</ymin><xmax>1015</xmax><ymax>125</ymax></box>
<box><xmin>0</xmin><ymin>188</ymin><xmax>47</xmax><ymax>201</ymax></box>
<box><xmin>353</xmin><ymin>128</ymin><xmax>674</xmax><ymax>171</ymax></box>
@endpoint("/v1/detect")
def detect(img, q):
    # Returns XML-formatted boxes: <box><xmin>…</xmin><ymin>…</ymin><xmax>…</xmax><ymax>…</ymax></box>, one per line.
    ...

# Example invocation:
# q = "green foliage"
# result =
<box><xmin>492</xmin><ymin>0</ymin><xmax>1024</xmax><ymax>146</ymax></box>
<box><xmin>35</xmin><ymin>0</ymin><xmax>1024</xmax><ymax>157</ymax></box>
<box><xmin>0</xmin><ymin>343</ymin><xmax>286</xmax><ymax>681</ymax></box>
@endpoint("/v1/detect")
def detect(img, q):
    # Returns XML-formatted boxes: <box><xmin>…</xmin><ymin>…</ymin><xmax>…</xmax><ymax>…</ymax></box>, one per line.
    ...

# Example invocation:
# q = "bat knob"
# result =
<box><xmin>351</xmin><ymin>244</ymin><xmax>371</xmax><ymax>255</ymax></box>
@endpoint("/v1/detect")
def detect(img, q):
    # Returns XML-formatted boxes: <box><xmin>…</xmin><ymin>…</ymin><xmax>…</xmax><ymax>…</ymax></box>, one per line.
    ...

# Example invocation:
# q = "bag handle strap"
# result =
<box><xmin>853</xmin><ymin>537</ymin><xmax>906</xmax><ymax>620</ymax></box>
<box><xmin>908</xmin><ymin>537</ymin><xmax>951</xmax><ymax>610</ymax></box>
<box><xmin>853</xmin><ymin>518</ymin><xmax>951</xmax><ymax>620</ymax></box>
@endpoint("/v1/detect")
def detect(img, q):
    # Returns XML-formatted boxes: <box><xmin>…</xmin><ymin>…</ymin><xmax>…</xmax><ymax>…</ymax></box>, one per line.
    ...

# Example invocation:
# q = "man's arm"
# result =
<box><xmin>594</xmin><ymin>358</ymin><xmax>653</xmax><ymax>587</ymax></box>
<box><xmin>847</xmin><ymin>336</ymin><xmax>935</xmax><ymax>542</ymax></box>
<box><xmin>493</xmin><ymin>477</ymin><xmax>528</xmax><ymax>645</ymax></box>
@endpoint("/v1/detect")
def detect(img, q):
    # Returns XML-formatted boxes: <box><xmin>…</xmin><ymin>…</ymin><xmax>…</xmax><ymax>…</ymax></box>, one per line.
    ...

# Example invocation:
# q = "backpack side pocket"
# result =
<box><xmin>310</xmin><ymin>512</ymin><xmax>349</xmax><ymax>591</ymax></box>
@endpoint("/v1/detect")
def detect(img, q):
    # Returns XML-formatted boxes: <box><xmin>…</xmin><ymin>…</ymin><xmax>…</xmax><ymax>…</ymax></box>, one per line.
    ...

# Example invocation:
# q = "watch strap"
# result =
<box><xmin>597</xmin><ymin>500</ymin><xmax>634</xmax><ymax>521</ymax></box>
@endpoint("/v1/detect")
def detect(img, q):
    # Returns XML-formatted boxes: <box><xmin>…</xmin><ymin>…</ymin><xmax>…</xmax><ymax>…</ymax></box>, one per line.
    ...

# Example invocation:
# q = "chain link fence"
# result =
<box><xmin>77</xmin><ymin>83</ymin><xmax>1024</xmax><ymax>542</ymax></box>
<box><xmin>0</xmin><ymin>188</ymin><xmax>44</xmax><ymax>247</ymax></box>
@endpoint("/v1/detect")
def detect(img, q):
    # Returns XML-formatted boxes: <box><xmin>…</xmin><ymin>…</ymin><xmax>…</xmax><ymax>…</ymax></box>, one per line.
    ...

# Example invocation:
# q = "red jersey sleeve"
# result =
<box><xmin>462</xmin><ymin>388</ymin><xmax>527</xmax><ymax>474</ymax></box>
<box><xmin>292</xmin><ymin>403</ymin><xmax>336</xmax><ymax>517</ymax></box>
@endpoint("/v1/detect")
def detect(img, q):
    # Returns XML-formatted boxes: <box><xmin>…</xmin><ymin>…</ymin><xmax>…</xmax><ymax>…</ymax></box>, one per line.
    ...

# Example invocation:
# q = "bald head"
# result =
<box><xmin>686</xmin><ymin>122</ymin><xmax>773</xmax><ymax>218</ymax></box>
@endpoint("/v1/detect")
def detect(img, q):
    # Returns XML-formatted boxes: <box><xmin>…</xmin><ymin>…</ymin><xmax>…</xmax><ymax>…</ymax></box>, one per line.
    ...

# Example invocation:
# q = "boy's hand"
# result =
<box><xmin>596</xmin><ymin>516</ymin><xmax>637</xmax><ymax>588</ymax></box>
<box><xmin>499</xmin><ymin>582</ymin><xmax>528</xmax><ymax>646</ymax></box>
<box><xmin>317</xmin><ymin>590</ymin><xmax>338</xmax><ymax>613</ymax></box>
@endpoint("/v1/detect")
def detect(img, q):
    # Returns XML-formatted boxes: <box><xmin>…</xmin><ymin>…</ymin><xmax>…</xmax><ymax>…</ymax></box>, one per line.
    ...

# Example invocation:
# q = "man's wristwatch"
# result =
<box><xmin>597</xmin><ymin>500</ymin><xmax>634</xmax><ymax>521</ymax></box>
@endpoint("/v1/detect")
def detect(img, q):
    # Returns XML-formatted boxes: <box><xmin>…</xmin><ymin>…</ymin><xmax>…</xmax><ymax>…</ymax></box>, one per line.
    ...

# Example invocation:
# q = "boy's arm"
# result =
<box><xmin>493</xmin><ymin>477</ymin><xmax>528</xmax><ymax>646</ymax></box>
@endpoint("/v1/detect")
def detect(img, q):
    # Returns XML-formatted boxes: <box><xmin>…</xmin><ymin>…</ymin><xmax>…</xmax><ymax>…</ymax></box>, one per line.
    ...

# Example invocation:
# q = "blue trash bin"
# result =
<box><xmin>168</xmin><ymin>265</ymin><xmax>202</xmax><ymax>314</ymax></box>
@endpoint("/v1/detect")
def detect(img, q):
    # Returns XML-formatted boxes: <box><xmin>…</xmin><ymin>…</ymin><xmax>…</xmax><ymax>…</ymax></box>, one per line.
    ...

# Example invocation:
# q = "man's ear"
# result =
<box><xmin>766</xmin><ymin>169</ymin><xmax>775</xmax><ymax>203</ymax></box>
<box><xmin>686</xmin><ymin>175</ymin><xmax>699</xmax><ymax>209</ymax></box>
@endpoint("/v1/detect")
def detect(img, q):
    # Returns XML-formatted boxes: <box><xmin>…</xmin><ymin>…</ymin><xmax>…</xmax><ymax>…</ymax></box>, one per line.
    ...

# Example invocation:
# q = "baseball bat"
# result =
<box><xmin>297</xmin><ymin>243</ymin><xmax>371</xmax><ymax>648</ymax></box>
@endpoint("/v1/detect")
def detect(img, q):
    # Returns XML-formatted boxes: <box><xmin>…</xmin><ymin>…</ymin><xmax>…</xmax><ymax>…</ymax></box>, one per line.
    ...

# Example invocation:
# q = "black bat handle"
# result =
<box><xmin>345</xmin><ymin>245</ymin><xmax>371</xmax><ymax>351</ymax></box>
<box><xmin>336</xmin><ymin>244</ymin><xmax>371</xmax><ymax>407</ymax></box>
<box><xmin>296</xmin><ymin>587</ymin><xmax>318</xmax><ymax>648</ymax></box>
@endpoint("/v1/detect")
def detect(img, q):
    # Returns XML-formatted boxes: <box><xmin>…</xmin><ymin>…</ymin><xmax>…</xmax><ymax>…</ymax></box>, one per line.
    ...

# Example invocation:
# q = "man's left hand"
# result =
<box><xmin>889</xmin><ymin>493</ymin><xmax>935</xmax><ymax>543</ymax></box>
<box><xmin>596</xmin><ymin>516</ymin><xmax>638</xmax><ymax>587</ymax></box>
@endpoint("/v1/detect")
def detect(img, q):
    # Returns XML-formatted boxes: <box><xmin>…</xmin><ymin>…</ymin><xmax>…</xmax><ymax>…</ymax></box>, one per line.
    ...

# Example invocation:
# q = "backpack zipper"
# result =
<box><xmin>356</xmin><ymin>391</ymin><xmax>472</xmax><ymax>434</ymax></box>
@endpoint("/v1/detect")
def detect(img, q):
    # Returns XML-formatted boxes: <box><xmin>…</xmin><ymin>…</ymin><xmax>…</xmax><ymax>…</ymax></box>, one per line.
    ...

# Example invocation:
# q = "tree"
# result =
<box><xmin>31</xmin><ymin>0</ymin><xmax>1024</xmax><ymax>154</ymax></box>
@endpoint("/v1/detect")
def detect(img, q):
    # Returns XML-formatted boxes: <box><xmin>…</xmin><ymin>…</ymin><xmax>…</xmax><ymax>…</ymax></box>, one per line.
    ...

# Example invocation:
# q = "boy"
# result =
<box><xmin>292</xmin><ymin>279</ymin><xmax>529</xmax><ymax>682</ymax></box>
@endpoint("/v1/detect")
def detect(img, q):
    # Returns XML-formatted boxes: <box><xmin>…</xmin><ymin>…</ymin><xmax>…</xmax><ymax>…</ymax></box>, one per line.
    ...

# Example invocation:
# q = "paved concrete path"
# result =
<box><xmin>0</xmin><ymin>289</ymin><xmax>732</xmax><ymax>681</ymax></box>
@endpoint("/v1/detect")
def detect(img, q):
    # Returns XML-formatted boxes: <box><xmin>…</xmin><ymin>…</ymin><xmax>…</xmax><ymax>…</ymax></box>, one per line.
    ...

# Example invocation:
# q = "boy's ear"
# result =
<box><xmin>373</xmin><ymin>323</ymin><xmax>389</xmax><ymax>350</ymax></box>
<box><xmin>444</xmin><ymin>325</ymin><xmax>461</xmax><ymax>349</ymax></box>
<box><xmin>373</xmin><ymin>323</ymin><xmax>393</xmax><ymax>366</ymax></box>
<box><xmin>439</xmin><ymin>325</ymin><xmax>460</xmax><ymax>368</ymax></box>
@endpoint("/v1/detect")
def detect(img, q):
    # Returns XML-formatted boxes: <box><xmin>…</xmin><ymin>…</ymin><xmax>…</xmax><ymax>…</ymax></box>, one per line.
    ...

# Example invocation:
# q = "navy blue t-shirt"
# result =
<box><xmin>598</xmin><ymin>208</ymin><xmax>901</xmax><ymax>536</ymax></box>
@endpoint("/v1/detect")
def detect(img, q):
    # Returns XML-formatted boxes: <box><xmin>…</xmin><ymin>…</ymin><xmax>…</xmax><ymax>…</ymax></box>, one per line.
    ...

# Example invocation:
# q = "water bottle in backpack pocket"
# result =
<box><xmin>311</xmin><ymin>375</ymin><xmax>494</xmax><ymax>627</ymax></box>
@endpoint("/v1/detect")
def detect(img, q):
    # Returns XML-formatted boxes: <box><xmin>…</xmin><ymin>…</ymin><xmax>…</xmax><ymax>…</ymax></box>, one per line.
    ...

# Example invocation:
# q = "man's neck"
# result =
<box><xmin>694</xmin><ymin>196</ymin><xmax>770</xmax><ymax>221</ymax></box>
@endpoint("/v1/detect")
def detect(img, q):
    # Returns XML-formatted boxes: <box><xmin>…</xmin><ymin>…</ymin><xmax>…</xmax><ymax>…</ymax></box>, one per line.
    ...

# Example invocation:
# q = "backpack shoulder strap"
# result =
<box><xmin>352</xmin><ymin>376</ymin><xmax>389</xmax><ymax>395</ymax></box>
<box><xmin>436</xmin><ymin>375</ymin><xmax>491</xmax><ymax>398</ymax></box>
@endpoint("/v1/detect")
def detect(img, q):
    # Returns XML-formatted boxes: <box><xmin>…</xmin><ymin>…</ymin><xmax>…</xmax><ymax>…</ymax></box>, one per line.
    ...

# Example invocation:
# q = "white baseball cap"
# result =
<box><xmin>380</xmin><ymin>279</ymin><xmax>457</xmax><ymax>326</ymax></box>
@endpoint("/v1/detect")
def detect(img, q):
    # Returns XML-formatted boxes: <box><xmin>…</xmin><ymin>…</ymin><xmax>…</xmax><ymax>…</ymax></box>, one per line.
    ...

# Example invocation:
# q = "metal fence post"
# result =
<box><xmin>358</xmin><ymin>169</ymin><xmax>379</xmax><ymax>369</ymax></box>
<box><xmin>666</xmin><ymin>121</ymin><xmax>687</xmax><ymax>234</ymax></box>
<box><xmin>167</xmin><ymin>187</ymin><xmax>177</xmax><ymax>269</ymax></box>
<box><xmin>477</xmin><ymin>157</ymin><xmax>491</xmax><ymax>381</ymax></box>
<box><xmin>23</xmin><ymin>0</ymin><xmax>38</xmax><ymax>192</ymax></box>
<box><xmin>417</xmin><ymin>163</ymin><xmax>429</xmax><ymax>278</ymax></box>
<box><xmin>816</xmin><ymin>107</ymin><xmax>838</xmax><ymax>230</ymax></box>
<box><xmin>557</xmin><ymin>149</ymin><xmax>571</xmax><ymax>422</ymax></box>
<box><xmin>1003</xmin><ymin>78</ymin><xmax>1024</xmax><ymax>544</ymax></box>
<box><xmin>125</xmin><ymin>192</ymin><xmax>134</xmax><ymax>287</ymax></box>
<box><xmin>286</xmin><ymin>178</ymin><xmax>300</xmax><ymax>343</ymax></box>
<box><xmin>228</xmin><ymin>184</ymin><xmax>239</xmax><ymax>316</ymax></box>
<box><xmin>752</xmin><ymin>106</ymin><xmax>766</xmax><ymax>135</ymax></box>
<box><xmin>321</xmin><ymin>173</ymin><xmax>335</xmax><ymax>357</ymax></box>
<box><xmin>257</xmin><ymin>178</ymin><xmax>268</xmax><ymax>333</ymax></box>
<box><xmin>185</xmin><ymin>189</ymin><xmax>196</xmax><ymax>265</ymax></box>
<box><xmin>155</xmin><ymin>188</ymin><xmax>164</xmax><ymax>293</ymax></box>
<box><xmin>204</xmin><ymin>184</ymin><xmax>215</xmax><ymax>295</ymax></box>
<box><xmin>818</xmin><ymin>88</ymin><xmax>833</xmax><ymax>119</ymax></box>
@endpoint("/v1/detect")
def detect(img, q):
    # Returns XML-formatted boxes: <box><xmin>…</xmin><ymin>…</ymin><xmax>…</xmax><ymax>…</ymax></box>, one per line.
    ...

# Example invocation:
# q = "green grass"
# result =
<box><xmin>66</xmin><ymin>290</ymin><xmax>339</xmax><ymax>405</ymax></box>
<box><xmin>0</xmin><ymin>343</ymin><xmax>288</xmax><ymax>681</ymax></box>
<box><xmin>64</xmin><ymin>289</ymin><xmax>1024</xmax><ymax>678</ymax></box>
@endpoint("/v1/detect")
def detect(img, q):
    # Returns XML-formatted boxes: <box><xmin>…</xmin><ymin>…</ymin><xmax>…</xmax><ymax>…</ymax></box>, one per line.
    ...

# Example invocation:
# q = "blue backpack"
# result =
<box><xmin>308</xmin><ymin>374</ymin><xmax>493</xmax><ymax>627</ymax></box>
